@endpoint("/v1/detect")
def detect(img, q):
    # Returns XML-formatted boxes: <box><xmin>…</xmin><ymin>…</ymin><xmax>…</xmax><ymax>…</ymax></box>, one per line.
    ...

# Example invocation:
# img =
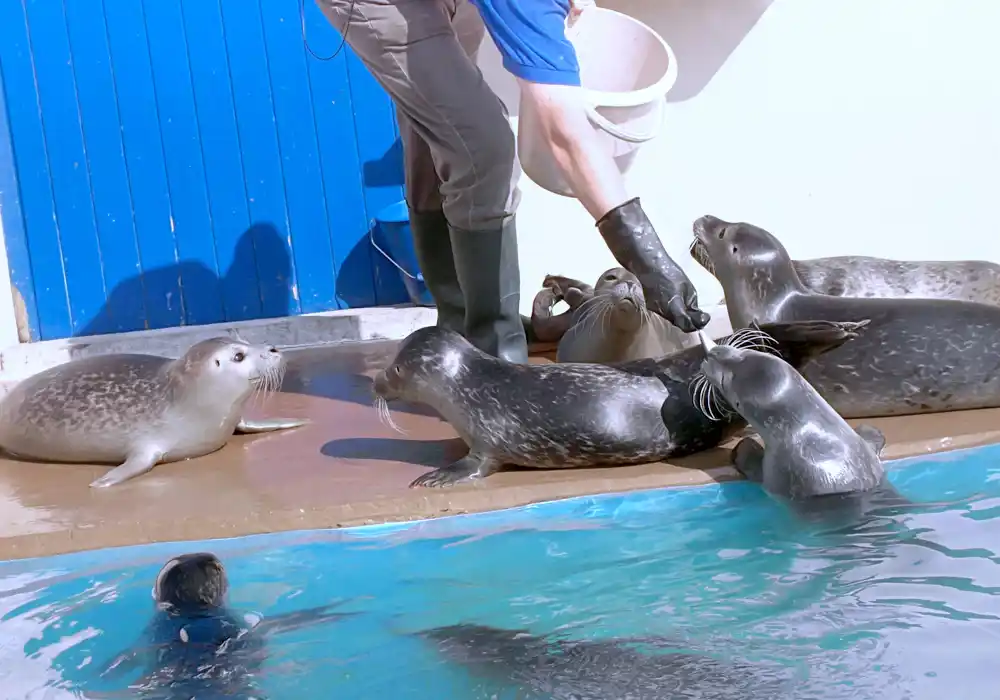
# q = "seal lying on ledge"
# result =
<box><xmin>793</xmin><ymin>256</ymin><xmax>1000</xmax><ymax>305</ymax></box>
<box><xmin>692</xmin><ymin>237</ymin><xmax>1000</xmax><ymax>305</ymax></box>
<box><xmin>98</xmin><ymin>553</ymin><xmax>354</xmax><ymax>698</ymax></box>
<box><xmin>418</xmin><ymin>622</ymin><xmax>794</xmax><ymax>699</ymax></box>
<box><xmin>691</xmin><ymin>215</ymin><xmax>1000</xmax><ymax>418</ymax></box>
<box><xmin>540</xmin><ymin>268</ymin><xmax>697</xmax><ymax>363</ymax></box>
<box><xmin>373</xmin><ymin>320</ymin><xmax>868</xmax><ymax>488</ymax></box>
<box><xmin>0</xmin><ymin>337</ymin><xmax>306</xmax><ymax>488</ymax></box>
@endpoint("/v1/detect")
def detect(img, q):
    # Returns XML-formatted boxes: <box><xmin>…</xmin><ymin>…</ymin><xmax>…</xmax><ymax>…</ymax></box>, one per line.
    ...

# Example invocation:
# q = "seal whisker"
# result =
<box><xmin>373</xmin><ymin>395</ymin><xmax>408</xmax><ymax>435</ymax></box>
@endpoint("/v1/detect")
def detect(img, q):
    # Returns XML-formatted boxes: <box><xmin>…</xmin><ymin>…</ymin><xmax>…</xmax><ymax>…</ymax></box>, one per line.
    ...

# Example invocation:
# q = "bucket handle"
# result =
<box><xmin>584</xmin><ymin>100</ymin><xmax>665</xmax><ymax>144</ymax></box>
<box><xmin>368</xmin><ymin>219</ymin><xmax>421</xmax><ymax>281</ymax></box>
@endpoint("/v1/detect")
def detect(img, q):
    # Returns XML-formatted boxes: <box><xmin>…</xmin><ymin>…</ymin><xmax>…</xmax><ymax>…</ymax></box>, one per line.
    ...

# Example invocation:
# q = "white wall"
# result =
<box><xmin>478</xmin><ymin>0</ymin><xmax>1000</xmax><ymax>321</ymax></box>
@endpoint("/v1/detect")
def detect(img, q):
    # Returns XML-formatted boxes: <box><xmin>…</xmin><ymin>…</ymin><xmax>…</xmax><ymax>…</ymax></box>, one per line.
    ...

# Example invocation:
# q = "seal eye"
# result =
<box><xmin>732</xmin><ymin>245</ymin><xmax>738</xmax><ymax>254</ymax></box>
<box><xmin>718</xmin><ymin>227</ymin><xmax>726</xmax><ymax>239</ymax></box>
<box><xmin>391</xmin><ymin>365</ymin><xmax>403</xmax><ymax>377</ymax></box>
<box><xmin>233</xmin><ymin>352</ymin><xmax>246</xmax><ymax>363</ymax></box>
<box><xmin>603</xmin><ymin>273</ymin><xmax>617</xmax><ymax>281</ymax></box>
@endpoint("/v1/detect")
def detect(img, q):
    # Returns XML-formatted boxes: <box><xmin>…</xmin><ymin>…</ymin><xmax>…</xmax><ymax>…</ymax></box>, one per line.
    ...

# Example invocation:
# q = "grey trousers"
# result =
<box><xmin>317</xmin><ymin>0</ymin><xmax>520</xmax><ymax>226</ymax></box>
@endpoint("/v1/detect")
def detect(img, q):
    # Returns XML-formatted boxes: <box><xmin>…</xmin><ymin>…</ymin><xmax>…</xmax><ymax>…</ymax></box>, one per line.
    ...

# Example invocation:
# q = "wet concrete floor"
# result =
<box><xmin>2</xmin><ymin>339</ymin><xmax>999</xmax><ymax>561</ymax></box>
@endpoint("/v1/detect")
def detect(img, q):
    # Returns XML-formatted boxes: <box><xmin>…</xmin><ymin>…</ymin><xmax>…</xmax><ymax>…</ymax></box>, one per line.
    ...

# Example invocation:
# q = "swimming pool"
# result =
<box><xmin>1</xmin><ymin>443</ymin><xmax>999</xmax><ymax>699</ymax></box>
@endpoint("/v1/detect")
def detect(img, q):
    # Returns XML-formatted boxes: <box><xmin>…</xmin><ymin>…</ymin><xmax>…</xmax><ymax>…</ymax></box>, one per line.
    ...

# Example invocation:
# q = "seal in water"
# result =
<box><xmin>691</xmin><ymin>235</ymin><xmax>1000</xmax><ymax>305</ymax></box>
<box><xmin>547</xmin><ymin>267</ymin><xmax>697</xmax><ymax>363</ymax></box>
<box><xmin>98</xmin><ymin>552</ymin><xmax>355</xmax><ymax>698</ymax></box>
<box><xmin>0</xmin><ymin>337</ymin><xmax>306</xmax><ymax>488</ymax></box>
<box><xmin>697</xmin><ymin>330</ymin><xmax>886</xmax><ymax>499</ymax></box>
<box><xmin>417</xmin><ymin>622</ymin><xmax>794</xmax><ymax>699</ymax></box>
<box><xmin>690</xmin><ymin>215</ymin><xmax>1000</xmax><ymax>418</ymax></box>
<box><xmin>373</xmin><ymin>320</ymin><xmax>868</xmax><ymax>488</ymax></box>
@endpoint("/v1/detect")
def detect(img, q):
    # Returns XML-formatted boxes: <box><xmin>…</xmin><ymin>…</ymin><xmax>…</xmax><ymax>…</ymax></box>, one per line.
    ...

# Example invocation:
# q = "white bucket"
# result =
<box><xmin>517</xmin><ymin>7</ymin><xmax>678</xmax><ymax>197</ymax></box>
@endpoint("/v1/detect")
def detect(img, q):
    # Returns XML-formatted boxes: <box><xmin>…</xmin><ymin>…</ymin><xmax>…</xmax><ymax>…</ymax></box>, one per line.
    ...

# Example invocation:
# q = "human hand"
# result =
<box><xmin>568</xmin><ymin>0</ymin><xmax>595</xmax><ymax>26</ymax></box>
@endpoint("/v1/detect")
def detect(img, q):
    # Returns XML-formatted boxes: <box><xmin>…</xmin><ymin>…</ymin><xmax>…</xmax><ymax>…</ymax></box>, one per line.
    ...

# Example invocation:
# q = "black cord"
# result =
<box><xmin>301</xmin><ymin>0</ymin><xmax>355</xmax><ymax>61</ymax></box>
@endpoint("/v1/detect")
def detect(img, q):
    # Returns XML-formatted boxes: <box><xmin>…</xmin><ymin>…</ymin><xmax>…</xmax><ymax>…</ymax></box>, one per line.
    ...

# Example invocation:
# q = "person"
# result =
<box><xmin>317</xmin><ymin>0</ymin><xmax>709</xmax><ymax>364</ymax></box>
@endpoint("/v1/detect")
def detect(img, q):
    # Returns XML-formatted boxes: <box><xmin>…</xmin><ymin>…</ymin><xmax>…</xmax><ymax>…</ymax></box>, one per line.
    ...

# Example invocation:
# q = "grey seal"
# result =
<box><xmin>539</xmin><ymin>268</ymin><xmax>697</xmax><ymax>363</ymax></box>
<box><xmin>373</xmin><ymin>320</ymin><xmax>868</xmax><ymax>488</ymax></box>
<box><xmin>417</xmin><ymin>622</ymin><xmax>794</xmax><ymax>699</ymax></box>
<box><xmin>697</xmin><ymin>330</ymin><xmax>886</xmax><ymax>499</ymax></box>
<box><xmin>0</xmin><ymin>337</ymin><xmax>306</xmax><ymax>488</ymax></box>
<box><xmin>690</xmin><ymin>215</ymin><xmax>1000</xmax><ymax>418</ymax></box>
<box><xmin>692</xmin><ymin>238</ymin><xmax>1000</xmax><ymax>305</ymax></box>
<box><xmin>97</xmin><ymin>553</ymin><xmax>354</xmax><ymax>698</ymax></box>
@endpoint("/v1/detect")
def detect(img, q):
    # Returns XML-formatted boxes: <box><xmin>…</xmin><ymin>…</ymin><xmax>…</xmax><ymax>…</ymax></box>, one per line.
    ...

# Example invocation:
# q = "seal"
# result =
<box><xmin>373</xmin><ymin>320</ymin><xmax>868</xmax><ymax>488</ymax></box>
<box><xmin>545</xmin><ymin>267</ymin><xmax>697</xmax><ymax>363</ymax></box>
<box><xmin>417</xmin><ymin>622</ymin><xmax>795</xmax><ymax>698</ymax></box>
<box><xmin>691</xmin><ymin>236</ymin><xmax>1000</xmax><ymax>305</ymax></box>
<box><xmin>697</xmin><ymin>330</ymin><xmax>886</xmax><ymax>499</ymax></box>
<box><xmin>98</xmin><ymin>552</ymin><xmax>355</xmax><ymax>698</ymax></box>
<box><xmin>690</xmin><ymin>215</ymin><xmax>1000</xmax><ymax>419</ymax></box>
<box><xmin>0</xmin><ymin>337</ymin><xmax>307</xmax><ymax>488</ymax></box>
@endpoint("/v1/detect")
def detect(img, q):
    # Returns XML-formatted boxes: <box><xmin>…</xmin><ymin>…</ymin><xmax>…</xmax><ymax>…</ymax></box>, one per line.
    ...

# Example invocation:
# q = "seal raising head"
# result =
<box><xmin>154</xmin><ymin>552</ymin><xmax>229</xmax><ymax>612</ymax></box>
<box><xmin>540</xmin><ymin>268</ymin><xmax>696</xmax><ymax>363</ymax></box>
<box><xmin>0</xmin><ymin>337</ymin><xmax>307</xmax><ymax>488</ymax></box>
<box><xmin>696</xmin><ymin>329</ymin><xmax>887</xmax><ymax>501</ymax></box>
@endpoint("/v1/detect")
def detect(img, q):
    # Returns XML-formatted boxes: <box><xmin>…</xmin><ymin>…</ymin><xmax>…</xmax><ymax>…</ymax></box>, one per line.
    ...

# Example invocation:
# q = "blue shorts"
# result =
<box><xmin>470</xmin><ymin>0</ymin><xmax>582</xmax><ymax>86</ymax></box>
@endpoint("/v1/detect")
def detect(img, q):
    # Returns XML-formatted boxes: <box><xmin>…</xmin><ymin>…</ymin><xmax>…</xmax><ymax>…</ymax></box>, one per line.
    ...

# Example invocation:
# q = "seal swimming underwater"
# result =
<box><xmin>0</xmin><ymin>337</ymin><xmax>306</xmax><ymax>488</ymax></box>
<box><xmin>690</xmin><ymin>215</ymin><xmax>1000</xmax><ymax>419</ymax></box>
<box><xmin>98</xmin><ymin>553</ymin><xmax>355</xmax><ymax>698</ymax></box>
<box><xmin>546</xmin><ymin>268</ymin><xmax>696</xmax><ymax>363</ymax></box>
<box><xmin>417</xmin><ymin>622</ymin><xmax>794</xmax><ymax>699</ymax></box>
<box><xmin>373</xmin><ymin>320</ymin><xmax>869</xmax><ymax>488</ymax></box>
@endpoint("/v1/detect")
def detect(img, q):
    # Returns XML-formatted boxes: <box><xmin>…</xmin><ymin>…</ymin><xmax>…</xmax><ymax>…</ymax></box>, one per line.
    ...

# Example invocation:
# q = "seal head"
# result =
<box><xmin>153</xmin><ymin>552</ymin><xmax>229</xmax><ymax>613</ymax></box>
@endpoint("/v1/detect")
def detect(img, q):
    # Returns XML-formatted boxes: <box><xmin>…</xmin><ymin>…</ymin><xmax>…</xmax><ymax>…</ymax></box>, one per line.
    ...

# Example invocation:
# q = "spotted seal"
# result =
<box><xmin>690</xmin><ymin>215</ymin><xmax>1000</xmax><ymax>419</ymax></box>
<box><xmin>98</xmin><ymin>552</ymin><xmax>354</xmax><ymax>697</ymax></box>
<box><xmin>417</xmin><ymin>622</ymin><xmax>794</xmax><ymax>699</ymax></box>
<box><xmin>373</xmin><ymin>320</ymin><xmax>868</xmax><ymax>488</ymax></box>
<box><xmin>538</xmin><ymin>267</ymin><xmax>697</xmax><ymax>363</ymax></box>
<box><xmin>0</xmin><ymin>337</ymin><xmax>306</xmax><ymax>488</ymax></box>
<box><xmin>697</xmin><ymin>330</ymin><xmax>886</xmax><ymax>499</ymax></box>
<box><xmin>692</xmin><ymin>238</ymin><xmax>1000</xmax><ymax>305</ymax></box>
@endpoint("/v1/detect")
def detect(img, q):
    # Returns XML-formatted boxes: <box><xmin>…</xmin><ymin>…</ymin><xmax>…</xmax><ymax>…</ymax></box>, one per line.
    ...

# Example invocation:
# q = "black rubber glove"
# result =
<box><xmin>596</xmin><ymin>197</ymin><xmax>710</xmax><ymax>332</ymax></box>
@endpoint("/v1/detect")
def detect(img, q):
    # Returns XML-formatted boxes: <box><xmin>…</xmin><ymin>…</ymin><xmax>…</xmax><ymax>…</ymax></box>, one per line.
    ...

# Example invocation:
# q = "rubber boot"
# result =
<box><xmin>596</xmin><ymin>197</ymin><xmax>710</xmax><ymax>332</ymax></box>
<box><xmin>408</xmin><ymin>209</ymin><xmax>466</xmax><ymax>334</ymax></box>
<box><xmin>449</xmin><ymin>216</ymin><xmax>530</xmax><ymax>364</ymax></box>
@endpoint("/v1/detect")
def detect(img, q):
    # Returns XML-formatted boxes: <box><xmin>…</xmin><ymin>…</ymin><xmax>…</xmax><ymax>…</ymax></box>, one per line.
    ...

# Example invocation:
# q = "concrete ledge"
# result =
<box><xmin>0</xmin><ymin>304</ymin><xmax>438</xmax><ymax>384</ymax></box>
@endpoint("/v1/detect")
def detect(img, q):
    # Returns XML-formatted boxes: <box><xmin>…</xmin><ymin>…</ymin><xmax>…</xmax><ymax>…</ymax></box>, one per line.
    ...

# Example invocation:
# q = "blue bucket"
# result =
<box><xmin>370</xmin><ymin>200</ymin><xmax>434</xmax><ymax>306</ymax></box>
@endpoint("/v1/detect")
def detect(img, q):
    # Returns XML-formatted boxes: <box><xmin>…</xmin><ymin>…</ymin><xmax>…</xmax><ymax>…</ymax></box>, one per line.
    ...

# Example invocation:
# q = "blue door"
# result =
<box><xmin>0</xmin><ymin>0</ymin><xmax>409</xmax><ymax>342</ymax></box>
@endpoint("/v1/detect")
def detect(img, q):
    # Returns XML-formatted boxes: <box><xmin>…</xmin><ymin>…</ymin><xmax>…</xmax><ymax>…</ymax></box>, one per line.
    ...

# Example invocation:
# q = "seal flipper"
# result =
<box><xmin>235</xmin><ymin>417</ymin><xmax>309</xmax><ymax>434</ymax></box>
<box><xmin>732</xmin><ymin>437</ymin><xmax>765</xmax><ymax>483</ymax></box>
<box><xmin>90</xmin><ymin>447</ymin><xmax>164</xmax><ymax>488</ymax></box>
<box><xmin>409</xmin><ymin>452</ymin><xmax>503</xmax><ymax>488</ymax></box>
<box><xmin>854</xmin><ymin>424</ymin><xmax>887</xmax><ymax>457</ymax></box>
<box><xmin>758</xmin><ymin>319</ymin><xmax>871</xmax><ymax>368</ymax></box>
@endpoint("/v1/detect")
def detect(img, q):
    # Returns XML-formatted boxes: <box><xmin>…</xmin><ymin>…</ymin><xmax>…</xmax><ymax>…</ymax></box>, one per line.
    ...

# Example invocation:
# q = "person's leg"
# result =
<box><xmin>317</xmin><ymin>0</ymin><xmax>529</xmax><ymax>362</ymax></box>
<box><xmin>471</xmin><ymin>0</ymin><xmax>710</xmax><ymax>332</ymax></box>
<box><xmin>396</xmin><ymin>112</ymin><xmax>465</xmax><ymax>334</ymax></box>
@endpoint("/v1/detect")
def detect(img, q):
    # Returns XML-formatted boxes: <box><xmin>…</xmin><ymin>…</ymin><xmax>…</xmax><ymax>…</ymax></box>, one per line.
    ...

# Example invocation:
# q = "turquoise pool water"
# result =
<box><xmin>2</xmin><ymin>444</ymin><xmax>1000</xmax><ymax>699</ymax></box>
